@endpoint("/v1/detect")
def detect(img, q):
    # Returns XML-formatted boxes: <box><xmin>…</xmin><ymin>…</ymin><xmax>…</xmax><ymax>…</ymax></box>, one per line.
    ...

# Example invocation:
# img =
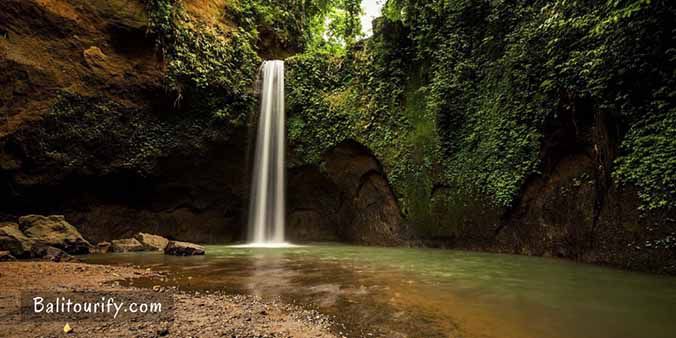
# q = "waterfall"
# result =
<box><xmin>248</xmin><ymin>60</ymin><xmax>286</xmax><ymax>245</ymax></box>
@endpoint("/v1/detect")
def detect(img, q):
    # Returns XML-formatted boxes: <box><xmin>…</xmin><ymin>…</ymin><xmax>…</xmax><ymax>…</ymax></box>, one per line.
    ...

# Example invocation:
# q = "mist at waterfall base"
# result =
<box><xmin>235</xmin><ymin>60</ymin><xmax>296</xmax><ymax>249</ymax></box>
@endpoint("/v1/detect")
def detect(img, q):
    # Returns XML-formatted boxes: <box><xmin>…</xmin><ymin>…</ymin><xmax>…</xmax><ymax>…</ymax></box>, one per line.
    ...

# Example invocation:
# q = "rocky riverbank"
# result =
<box><xmin>0</xmin><ymin>262</ymin><xmax>338</xmax><ymax>338</ymax></box>
<box><xmin>1</xmin><ymin>214</ymin><xmax>206</xmax><ymax>261</ymax></box>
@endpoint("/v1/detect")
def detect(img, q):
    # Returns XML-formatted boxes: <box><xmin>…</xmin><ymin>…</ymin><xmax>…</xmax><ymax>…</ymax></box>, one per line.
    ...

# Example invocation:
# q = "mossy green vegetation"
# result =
<box><xmin>142</xmin><ymin>0</ymin><xmax>673</xmax><ymax>230</ymax></box>
<box><xmin>142</xmin><ymin>0</ymin><xmax>363</xmax><ymax>122</ymax></box>
<box><xmin>144</xmin><ymin>0</ymin><xmax>260</xmax><ymax>123</ymax></box>
<box><xmin>614</xmin><ymin>112</ymin><xmax>676</xmax><ymax>210</ymax></box>
<box><xmin>229</xmin><ymin>0</ymin><xmax>362</xmax><ymax>53</ymax></box>
<box><xmin>14</xmin><ymin>92</ymin><xmax>227</xmax><ymax>176</ymax></box>
<box><xmin>287</xmin><ymin>0</ymin><xmax>675</xmax><ymax>231</ymax></box>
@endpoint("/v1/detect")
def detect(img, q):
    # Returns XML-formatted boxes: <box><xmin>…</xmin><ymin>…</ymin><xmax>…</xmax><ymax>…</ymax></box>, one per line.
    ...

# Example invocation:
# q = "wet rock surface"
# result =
<box><xmin>110</xmin><ymin>238</ymin><xmax>145</xmax><ymax>253</ymax></box>
<box><xmin>164</xmin><ymin>241</ymin><xmax>205</xmax><ymax>256</ymax></box>
<box><xmin>323</xmin><ymin>140</ymin><xmax>403</xmax><ymax>246</ymax></box>
<box><xmin>403</xmin><ymin>97</ymin><xmax>676</xmax><ymax>274</ymax></box>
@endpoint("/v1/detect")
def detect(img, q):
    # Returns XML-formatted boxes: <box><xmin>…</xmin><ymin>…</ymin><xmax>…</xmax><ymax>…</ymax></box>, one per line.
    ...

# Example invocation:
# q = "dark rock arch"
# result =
<box><xmin>287</xmin><ymin>139</ymin><xmax>402</xmax><ymax>245</ymax></box>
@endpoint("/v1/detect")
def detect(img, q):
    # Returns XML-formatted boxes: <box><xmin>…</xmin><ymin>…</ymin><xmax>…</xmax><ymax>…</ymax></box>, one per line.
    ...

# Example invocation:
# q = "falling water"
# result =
<box><xmin>248</xmin><ymin>60</ymin><xmax>286</xmax><ymax>245</ymax></box>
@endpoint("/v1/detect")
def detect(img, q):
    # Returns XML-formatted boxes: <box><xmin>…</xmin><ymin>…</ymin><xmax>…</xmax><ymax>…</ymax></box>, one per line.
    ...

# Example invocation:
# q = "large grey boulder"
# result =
<box><xmin>0</xmin><ymin>222</ymin><xmax>34</xmax><ymax>257</ymax></box>
<box><xmin>110</xmin><ymin>238</ymin><xmax>145</xmax><ymax>252</ymax></box>
<box><xmin>164</xmin><ymin>241</ymin><xmax>205</xmax><ymax>256</ymax></box>
<box><xmin>18</xmin><ymin>215</ymin><xmax>92</xmax><ymax>255</ymax></box>
<box><xmin>134</xmin><ymin>233</ymin><xmax>169</xmax><ymax>251</ymax></box>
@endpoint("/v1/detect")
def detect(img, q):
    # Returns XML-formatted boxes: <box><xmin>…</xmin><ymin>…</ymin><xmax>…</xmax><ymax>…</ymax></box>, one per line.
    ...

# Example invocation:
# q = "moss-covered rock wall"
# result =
<box><xmin>286</xmin><ymin>0</ymin><xmax>676</xmax><ymax>272</ymax></box>
<box><xmin>0</xmin><ymin>0</ymin><xmax>260</xmax><ymax>242</ymax></box>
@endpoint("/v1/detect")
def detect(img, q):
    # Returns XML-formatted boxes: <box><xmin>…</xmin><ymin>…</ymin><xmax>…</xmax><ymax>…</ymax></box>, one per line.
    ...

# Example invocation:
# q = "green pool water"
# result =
<box><xmin>83</xmin><ymin>244</ymin><xmax>676</xmax><ymax>338</ymax></box>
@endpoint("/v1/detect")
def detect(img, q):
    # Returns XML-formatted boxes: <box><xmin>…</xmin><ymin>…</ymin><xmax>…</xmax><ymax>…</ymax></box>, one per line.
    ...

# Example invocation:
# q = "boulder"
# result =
<box><xmin>0</xmin><ymin>222</ymin><xmax>34</xmax><ymax>257</ymax></box>
<box><xmin>110</xmin><ymin>238</ymin><xmax>145</xmax><ymax>253</ymax></box>
<box><xmin>18</xmin><ymin>215</ymin><xmax>92</xmax><ymax>255</ymax></box>
<box><xmin>164</xmin><ymin>241</ymin><xmax>205</xmax><ymax>256</ymax></box>
<box><xmin>0</xmin><ymin>250</ymin><xmax>16</xmax><ymax>261</ymax></box>
<box><xmin>95</xmin><ymin>241</ymin><xmax>112</xmax><ymax>254</ymax></box>
<box><xmin>134</xmin><ymin>233</ymin><xmax>169</xmax><ymax>251</ymax></box>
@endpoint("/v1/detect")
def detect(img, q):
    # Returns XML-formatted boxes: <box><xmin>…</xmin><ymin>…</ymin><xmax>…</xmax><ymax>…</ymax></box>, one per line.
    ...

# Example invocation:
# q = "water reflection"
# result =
<box><xmin>83</xmin><ymin>245</ymin><xmax>676</xmax><ymax>338</ymax></box>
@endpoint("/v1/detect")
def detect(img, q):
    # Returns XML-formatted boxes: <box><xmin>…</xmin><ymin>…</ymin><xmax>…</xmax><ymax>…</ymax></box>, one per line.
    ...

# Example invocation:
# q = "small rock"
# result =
<box><xmin>95</xmin><ymin>241</ymin><xmax>112</xmax><ymax>254</ymax></box>
<box><xmin>63</xmin><ymin>323</ymin><xmax>73</xmax><ymax>334</ymax></box>
<box><xmin>0</xmin><ymin>250</ymin><xmax>16</xmax><ymax>261</ymax></box>
<box><xmin>32</xmin><ymin>246</ymin><xmax>74</xmax><ymax>262</ymax></box>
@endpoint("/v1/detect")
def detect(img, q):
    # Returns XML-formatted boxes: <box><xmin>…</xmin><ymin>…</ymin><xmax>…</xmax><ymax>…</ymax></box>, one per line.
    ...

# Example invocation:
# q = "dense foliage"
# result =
<box><xmin>142</xmin><ymin>0</ymin><xmax>363</xmax><ymax>122</ymax></box>
<box><xmin>144</xmin><ymin>0</ymin><xmax>260</xmax><ymax>123</ymax></box>
<box><xmin>142</xmin><ymin>0</ymin><xmax>673</xmax><ymax>228</ymax></box>
<box><xmin>287</xmin><ymin>0</ymin><xmax>675</xmax><ymax>231</ymax></box>
<box><xmin>288</xmin><ymin>20</ymin><xmax>444</xmax><ymax>229</ymax></box>
<box><xmin>229</xmin><ymin>0</ymin><xmax>362</xmax><ymax>53</ymax></box>
<box><xmin>14</xmin><ymin>93</ymin><xmax>227</xmax><ymax>176</ymax></box>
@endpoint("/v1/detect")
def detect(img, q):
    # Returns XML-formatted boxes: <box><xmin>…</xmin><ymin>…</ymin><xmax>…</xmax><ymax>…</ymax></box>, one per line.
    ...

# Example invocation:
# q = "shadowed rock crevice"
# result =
<box><xmin>288</xmin><ymin>140</ymin><xmax>402</xmax><ymax>245</ymax></box>
<box><xmin>286</xmin><ymin>165</ymin><xmax>341</xmax><ymax>242</ymax></box>
<box><xmin>493</xmin><ymin>94</ymin><xmax>676</xmax><ymax>272</ymax></box>
<box><xmin>0</xmin><ymin>126</ymin><xmax>248</xmax><ymax>243</ymax></box>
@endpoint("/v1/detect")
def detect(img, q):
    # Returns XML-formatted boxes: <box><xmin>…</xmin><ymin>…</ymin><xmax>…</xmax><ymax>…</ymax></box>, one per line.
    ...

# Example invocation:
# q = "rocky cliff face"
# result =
<box><xmin>0</xmin><ymin>0</ymin><xmax>248</xmax><ymax>243</ymax></box>
<box><xmin>428</xmin><ymin>94</ymin><xmax>676</xmax><ymax>274</ymax></box>
<box><xmin>0</xmin><ymin>0</ymin><xmax>403</xmax><ymax>246</ymax></box>
<box><xmin>496</xmin><ymin>100</ymin><xmax>676</xmax><ymax>274</ymax></box>
<box><xmin>287</xmin><ymin>140</ymin><xmax>403</xmax><ymax>245</ymax></box>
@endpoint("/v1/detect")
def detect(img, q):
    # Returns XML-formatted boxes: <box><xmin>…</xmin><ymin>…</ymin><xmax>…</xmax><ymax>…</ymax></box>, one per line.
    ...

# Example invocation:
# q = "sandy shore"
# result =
<box><xmin>0</xmin><ymin>262</ymin><xmax>338</xmax><ymax>338</ymax></box>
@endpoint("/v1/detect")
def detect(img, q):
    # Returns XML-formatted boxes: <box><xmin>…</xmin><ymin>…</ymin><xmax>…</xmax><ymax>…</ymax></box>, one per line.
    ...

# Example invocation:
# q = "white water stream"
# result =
<box><xmin>247</xmin><ymin>60</ymin><xmax>287</xmax><ymax>245</ymax></box>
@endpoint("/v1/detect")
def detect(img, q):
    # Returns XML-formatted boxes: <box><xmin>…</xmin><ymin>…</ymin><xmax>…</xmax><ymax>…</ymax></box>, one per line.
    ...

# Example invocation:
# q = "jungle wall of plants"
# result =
<box><xmin>286</xmin><ymin>0</ymin><xmax>675</xmax><ymax>234</ymax></box>
<box><xmin>141</xmin><ymin>0</ymin><xmax>674</xmax><ymax>235</ymax></box>
<box><xmin>142</xmin><ymin>0</ymin><xmax>363</xmax><ymax>120</ymax></box>
<box><xmin>143</xmin><ymin>0</ymin><xmax>258</xmax><ymax>125</ymax></box>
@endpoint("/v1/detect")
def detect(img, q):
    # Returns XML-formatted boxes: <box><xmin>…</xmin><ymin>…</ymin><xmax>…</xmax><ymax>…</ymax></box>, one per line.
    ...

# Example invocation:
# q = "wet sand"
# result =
<box><xmin>0</xmin><ymin>262</ymin><xmax>337</xmax><ymax>338</ymax></box>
